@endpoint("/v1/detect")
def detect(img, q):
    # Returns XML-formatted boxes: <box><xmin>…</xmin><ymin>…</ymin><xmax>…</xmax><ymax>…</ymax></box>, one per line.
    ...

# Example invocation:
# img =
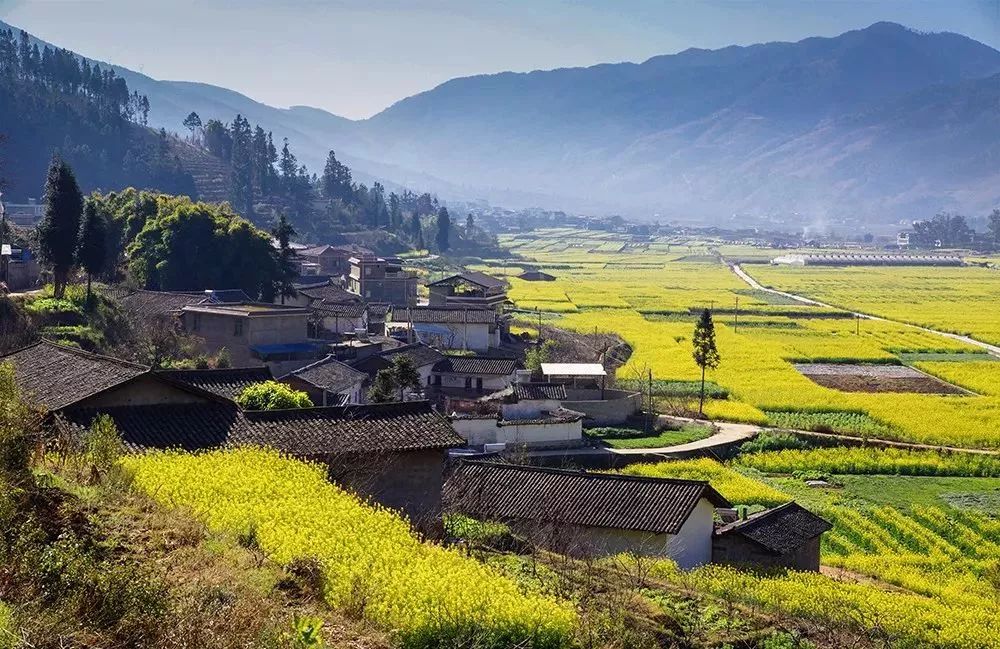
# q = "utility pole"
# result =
<box><xmin>647</xmin><ymin>368</ymin><xmax>653</xmax><ymax>433</ymax></box>
<box><xmin>734</xmin><ymin>296</ymin><xmax>739</xmax><ymax>332</ymax></box>
<box><xmin>856</xmin><ymin>314</ymin><xmax>861</xmax><ymax>336</ymax></box>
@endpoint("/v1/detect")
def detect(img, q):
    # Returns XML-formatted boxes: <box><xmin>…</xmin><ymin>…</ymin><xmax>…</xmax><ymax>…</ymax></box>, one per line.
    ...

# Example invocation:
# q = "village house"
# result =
<box><xmin>281</xmin><ymin>355</ymin><xmax>368</xmax><ymax>405</ymax></box>
<box><xmin>390</xmin><ymin>306</ymin><xmax>503</xmax><ymax>352</ymax></box>
<box><xmin>347</xmin><ymin>255</ymin><xmax>418</xmax><ymax>306</ymax></box>
<box><xmin>430</xmin><ymin>355</ymin><xmax>518</xmax><ymax>394</ymax></box>
<box><xmin>2</xmin><ymin>341</ymin><xmax>464</xmax><ymax>531</ymax></box>
<box><xmin>712</xmin><ymin>501</ymin><xmax>832</xmax><ymax>572</ymax></box>
<box><xmin>350</xmin><ymin>342</ymin><xmax>445</xmax><ymax>393</ymax></box>
<box><xmin>427</xmin><ymin>271</ymin><xmax>507</xmax><ymax>310</ymax></box>
<box><xmin>179</xmin><ymin>301</ymin><xmax>324</xmax><ymax>374</ymax></box>
<box><xmin>444</xmin><ymin>462</ymin><xmax>730</xmax><ymax>568</ymax></box>
<box><xmin>298</xmin><ymin>244</ymin><xmax>371</xmax><ymax>277</ymax></box>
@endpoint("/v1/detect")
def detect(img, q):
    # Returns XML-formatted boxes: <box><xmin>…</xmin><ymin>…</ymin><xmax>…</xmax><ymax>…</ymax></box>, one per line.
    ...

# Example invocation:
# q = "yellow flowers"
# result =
<box><xmin>124</xmin><ymin>449</ymin><xmax>576</xmax><ymax>648</ymax></box>
<box><xmin>738</xmin><ymin>446</ymin><xmax>1000</xmax><ymax>477</ymax></box>
<box><xmin>618</xmin><ymin>458</ymin><xmax>789</xmax><ymax>507</ymax></box>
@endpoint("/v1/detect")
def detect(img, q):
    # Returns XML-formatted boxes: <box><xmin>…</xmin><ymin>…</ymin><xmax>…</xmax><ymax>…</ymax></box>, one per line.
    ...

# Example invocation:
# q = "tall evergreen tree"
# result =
<box><xmin>692</xmin><ymin>308</ymin><xmax>721</xmax><ymax>416</ymax></box>
<box><xmin>388</xmin><ymin>192</ymin><xmax>402</xmax><ymax>231</ymax></box>
<box><xmin>466</xmin><ymin>213</ymin><xmax>474</xmax><ymax>237</ymax></box>
<box><xmin>279</xmin><ymin>138</ymin><xmax>298</xmax><ymax>191</ymax></box>
<box><xmin>76</xmin><ymin>199</ymin><xmax>107</xmax><ymax>302</ymax></box>
<box><xmin>38</xmin><ymin>157</ymin><xmax>84</xmax><ymax>298</ymax></box>
<box><xmin>435</xmin><ymin>206</ymin><xmax>451</xmax><ymax>252</ymax></box>
<box><xmin>229</xmin><ymin>114</ymin><xmax>254</xmax><ymax>218</ymax></box>
<box><xmin>271</xmin><ymin>212</ymin><xmax>298</xmax><ymax>305</ymax></box>
<box><xmin>321</xmin><ymin>150</ymin><xmax>353</xmax><ymax>203</ymax></box>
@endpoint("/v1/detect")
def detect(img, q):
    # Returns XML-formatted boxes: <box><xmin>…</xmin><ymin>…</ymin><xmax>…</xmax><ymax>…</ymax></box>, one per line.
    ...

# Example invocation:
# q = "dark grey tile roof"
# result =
<box><xmin>715</xmin><ymin>502</ymin><xmax>832</xmax><ymax>555</ymax></box>
<box><xmin>313</xmin><ymin>302</ymin><xmax>367</xmax><ymax>318</ymax></box>
<box><xmin>63</xmin><ymin>400</ymin><xmax>464</xmax><ymax>455</ymax></box>
<box><xmin>393</xmin><ymin>307</ymin><xmax>497</xmax><ymax>325</ymax></box>
<box><xmin>433</xmin><ymin>356</ymin><xmax>518</xmax><ymax>376</ymax></box>
<box><xmin>517</xmin><ymin>271</ymin><xmax>556</xmax><ymax>281</ymax></box>
<box><xmin>114</xmin><ymin>290</ymin><xmax>205</xmax><ymax>318</ymax></box>
<box><xmin>513</xmin><ymin>383</ymin><xmax>567</xmax><ymax>400</ymax></box>
<box><xmin>2</xmin><ymin>341</ymin><xmax>148</xmax><ymax>411</ymax></box>
<box><xmin>350</xmin><ymin>343</ymin><xmax>445</xmax><ymax>378</ymax></box>
<box><xmin>445</xmin><ymin>462</ymin><xmax>730</xmax><ymax>534</ymax></box>
<box><xmin>156</xmin><ymin>367</ymin><xmax>273</xmax><ymax>400</ymax></box>
<box><xmin>497</xmin><ymin>408</ymin><xmax>584</xmax><ymax>425</ymax></box>
<box><xmin>299</xmin><ymin>284</ymin><xmax>360</xmax><ymax>305</ymax></box>
<box><xmin>286</xmin><ymin>356</ymin><xmax>367</xmax><ymax>393</ymax></box>
<box><xmin>428</xmin><ymin>271</ymin><xmax>506</xmax><ymax>290</ymax></box>
<box><xmin>366</xmin><ymin>303</ymin><xmax>393</xmax><ymax>318</ymax></box>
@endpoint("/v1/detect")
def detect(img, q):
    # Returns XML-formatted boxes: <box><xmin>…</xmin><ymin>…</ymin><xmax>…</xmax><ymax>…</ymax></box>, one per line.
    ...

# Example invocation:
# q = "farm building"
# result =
<box><xmin>444</xmin><ymin>461</ymin><xmax>730</xmax><ymax>567</ymax></box>
<box><xmin>427</xmin><ymin>271</ymin><xmax>508</xmax><ymax>310</ymax></box>
<box><xmin>517</xmin><ymin>270</ymin><xmax>556</xmax><ymax>281</ymax></box>
<box><xmin>431</xmin><ymin>355</ymin><xmax>518</xmax><ymax>395</ymax></box>
<box><xmin>350</xmin><ymin>342</ymin><xmax>445</xmax><ymax>392</ymax></box>
<box><xmin>155</xmin><ymin>367</ymin><xmax>274</xmax><ymax>400</ymax></box>
<box><xmin>713</xmin><ymin>502</ymin><xmax>832</xmax><ymax>572</ymax></box>
<box><xmin>770</xmin><ymin>253</ymin><xmax>962</xmax><ymax>267</ymax></box>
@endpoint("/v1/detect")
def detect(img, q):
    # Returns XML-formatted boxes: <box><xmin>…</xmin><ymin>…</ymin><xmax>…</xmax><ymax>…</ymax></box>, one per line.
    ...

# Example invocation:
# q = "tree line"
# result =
<box><xmin>185</xmin><ymin>111</ymin><xmax>481</xmax><ymax>253</ymax></box>
<box><xmin>0</xmin><ymin>27</ymin><xmax>195</xmax><ymax>201</ymax></box>
<box><xmin>910</xmin><ymin>210</ymin><xmax>1000</xmax><ymax>250</ymax></box>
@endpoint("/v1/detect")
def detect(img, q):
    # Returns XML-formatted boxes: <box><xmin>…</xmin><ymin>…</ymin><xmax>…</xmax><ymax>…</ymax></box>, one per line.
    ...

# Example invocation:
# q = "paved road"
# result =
<box><xmin>731</xmin><ymin>263</ymin><xmax>1000</xmax><ymax>358</ymax></box>
<box><xmin>526</xmin><ymin>417</ymin><xmax>759</xmax><ymax>460</ymax></box>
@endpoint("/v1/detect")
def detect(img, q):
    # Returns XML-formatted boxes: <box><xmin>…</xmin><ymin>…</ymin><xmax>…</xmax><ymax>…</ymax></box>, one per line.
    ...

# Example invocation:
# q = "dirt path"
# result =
<box><xmin>731</xmin><ymin>263</ymin><xmax>1000</xmax><ymax>357</ymax></box>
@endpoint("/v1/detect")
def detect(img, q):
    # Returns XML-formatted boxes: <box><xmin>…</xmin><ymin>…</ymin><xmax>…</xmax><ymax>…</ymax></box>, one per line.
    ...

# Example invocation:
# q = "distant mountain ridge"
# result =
<box><xmin>3</xmin><ymin>20</ymin><xmax>999</xmax><ymax>223</ymax></box>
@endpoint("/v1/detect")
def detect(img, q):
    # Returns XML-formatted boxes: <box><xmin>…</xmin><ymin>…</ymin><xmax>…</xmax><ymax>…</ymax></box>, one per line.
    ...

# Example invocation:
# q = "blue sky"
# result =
<box><xmin>1</xmin><ymin>0</ymin><xmax>997</xmax><ymax>118</ymax></box>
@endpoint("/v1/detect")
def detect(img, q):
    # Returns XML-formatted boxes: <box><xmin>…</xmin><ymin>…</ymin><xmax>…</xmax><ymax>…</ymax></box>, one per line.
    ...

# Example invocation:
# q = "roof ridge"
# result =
<box><xmin>717</xmin><ymin>500</ymin><xmax>798</xmax><ymax>532</ymax></box>
<box><xmin>463</xmin><ymin>460</ymin><xmax>714</xmax><ymax>488</ymax></box>
<box><xmin>242</xmin><ymin>400</ymin><xmax>433</xmax><ymax>417</ymax></box>
<box><xmin>36</xmin><ymin>338</ymin><xmax>150</xmax><ymax>371</ymax></box>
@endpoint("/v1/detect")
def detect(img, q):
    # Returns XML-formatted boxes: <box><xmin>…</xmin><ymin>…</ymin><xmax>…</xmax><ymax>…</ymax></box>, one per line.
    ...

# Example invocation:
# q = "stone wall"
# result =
<box><xmin>712</xmin><ymin>533</ymin><xmax>822</xmax><ymax>572</ymax></box>
<box><xmin>562</xmin><ymin>388</ymin><xmax>642</xmax><ymax>425</ymax></box>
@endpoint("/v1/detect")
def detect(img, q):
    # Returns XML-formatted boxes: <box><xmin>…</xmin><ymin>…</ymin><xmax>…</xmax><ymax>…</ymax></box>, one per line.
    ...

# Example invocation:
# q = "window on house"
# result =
<box><xmin>234</xmin><ymin>319</ymin><xmax>244</xmax><ymax>336</ymax></box>
<box><xmin>191</xmin><ymin>314</ymin><xmax>200</xmax><ymax>331</ymax></box>
<box><xmin>464</xmin><ymin>377</ymin><xmax>472</xmax><ymax>390</ymax></box>
<box><xmin>476</xmin><ymin>378</ymin><xmax>483</xmax><ymax>391</ymax></box>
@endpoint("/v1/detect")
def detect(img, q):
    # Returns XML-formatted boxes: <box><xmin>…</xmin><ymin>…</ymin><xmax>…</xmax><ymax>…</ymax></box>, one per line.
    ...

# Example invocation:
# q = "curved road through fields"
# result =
<box><xmin>731</xmin><ymin>263</ymin><xmax>1000</xmax><ymax>358</ymax></box>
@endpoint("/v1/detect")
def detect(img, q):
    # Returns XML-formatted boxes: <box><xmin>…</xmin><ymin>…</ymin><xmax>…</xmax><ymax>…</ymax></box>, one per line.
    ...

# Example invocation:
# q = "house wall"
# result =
<box><xmin>320</xmin><ymin>314</ymin><xmax>365</xmax><ymax>334</ymax></box>
<box><xmin>502</xmin><ymin>398</ymin><xmax>562</xmax><ymax>419</ymax></box>
<box><xmin>321</xmin><ymin>448</ymin><xmax>446</xmax><ymax>535</ymax></box>
<box><xmin>712</xmin><ymin>534</ymin><xmax>822</xmax><ymax>572</ymax></box>
<box><xmin>183</xmin><ymin>311</ymin><xmax>252</xmax><ymax>365</ymax></box>
<box><xmin>5</xmin><ymin>259</ymin><xmax>40</xmax><ymax>291</ymax></box>
<box><xmin>76</xmin><ymin>375</ymin><xmax>213</xmax><ymax>408</ymax></box>
<box><xmin>562</xmin><ymin>389</ymin><xmax>642</xmax><ymax>426</ymax></box>
<box><xmin>434</xmin><ymin>372</ymin><xmax>511</xmax><ymax>393</ymax></box>
<box><xmin>247</xmin><ymin>314</ymin><xmax>309</xmax><ymax>346</ymax></box>
<box><xmin>398</xmin><ymin>322</ymin><xmax>492</xmax><ymax>351</ymax></box>
<box><xmin>450</xmin><ymin>417</ymin><xmax>582</xmax><ymax>448</ymax></box>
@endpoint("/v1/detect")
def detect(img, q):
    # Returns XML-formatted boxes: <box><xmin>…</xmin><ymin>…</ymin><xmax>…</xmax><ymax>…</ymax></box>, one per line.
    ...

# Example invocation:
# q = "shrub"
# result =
<box><xmin>236</xmin><ymin>381</ymin><xmax>313</xmax><ymax>411</ymax></box>
<box><xmin>738</xmin><ymin>431</ymin><xmax>813</xmax><ymax>455</ymax></box>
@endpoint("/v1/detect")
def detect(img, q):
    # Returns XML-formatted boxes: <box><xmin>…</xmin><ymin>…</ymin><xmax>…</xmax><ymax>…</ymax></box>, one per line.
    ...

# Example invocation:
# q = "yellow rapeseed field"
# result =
<box><xmin>124</xmin><ymin>448</ymin><xmax>576</xmax><ymax>649</ymax></box>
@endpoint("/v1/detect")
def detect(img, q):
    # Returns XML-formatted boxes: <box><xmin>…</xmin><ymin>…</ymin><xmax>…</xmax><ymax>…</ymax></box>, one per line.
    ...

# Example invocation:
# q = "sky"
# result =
<box><xmin>1</xmin><ymin>0</ymin><xmax>998</xmax><ymax>119</ymax></box>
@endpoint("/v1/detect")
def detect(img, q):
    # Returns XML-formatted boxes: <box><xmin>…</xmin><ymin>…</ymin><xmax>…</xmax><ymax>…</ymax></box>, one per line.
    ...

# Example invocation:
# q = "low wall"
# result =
<box><xmin>562</xmin><ymin>389</ymin><xmax>642</xmax><ymax>426</ymax></box>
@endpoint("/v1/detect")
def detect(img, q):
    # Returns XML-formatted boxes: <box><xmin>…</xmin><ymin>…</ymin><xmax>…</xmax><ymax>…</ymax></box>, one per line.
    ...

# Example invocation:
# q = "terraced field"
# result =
<box><xmin>487</xmin><ymin>230</ymin><xmax>1000</xmax><ymax>448</ymax></box>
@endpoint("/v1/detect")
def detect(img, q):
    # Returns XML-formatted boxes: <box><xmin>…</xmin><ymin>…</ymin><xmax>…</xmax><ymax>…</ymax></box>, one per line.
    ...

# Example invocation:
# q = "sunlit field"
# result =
<box><xmin>487</xmin><ymin>230</ymin><xmax>1000</xmax><ymax>448</ymax></box>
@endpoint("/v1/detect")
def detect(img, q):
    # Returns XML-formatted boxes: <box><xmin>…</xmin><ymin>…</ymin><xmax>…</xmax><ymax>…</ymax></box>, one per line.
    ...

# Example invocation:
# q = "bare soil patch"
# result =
<box><xmin>795</xmin><ymin>363</ymin><xmax>967</xmax><ymax>394</ymax></box>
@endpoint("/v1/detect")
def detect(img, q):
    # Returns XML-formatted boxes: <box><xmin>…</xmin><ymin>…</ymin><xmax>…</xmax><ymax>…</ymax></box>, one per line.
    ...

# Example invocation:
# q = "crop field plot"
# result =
<box><xmin>794</xmin><ymin>363</ymin><xmax>968</xmax><ymax>394</ymax></box>
<box><xmin>493</xmin><ymin>230</ymin><xmax>1000</xmax><ymax>448</ymax></box>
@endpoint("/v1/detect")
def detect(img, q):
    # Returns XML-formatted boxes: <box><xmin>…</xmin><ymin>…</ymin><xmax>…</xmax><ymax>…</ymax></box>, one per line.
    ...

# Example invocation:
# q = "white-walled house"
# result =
<box><xmin>444</xmin><ymin>462</ymin><xmax>730</xmax><ymax>568</ymax></box>
<box><xmin>431</xmin><ymin>356</ymin><xmax>517</xmax><ymax>395</ymax></box>
<box><xmin>390</xmin><ymin>307</ymin><xmax>501</xmax><ymax>352</ymax></box>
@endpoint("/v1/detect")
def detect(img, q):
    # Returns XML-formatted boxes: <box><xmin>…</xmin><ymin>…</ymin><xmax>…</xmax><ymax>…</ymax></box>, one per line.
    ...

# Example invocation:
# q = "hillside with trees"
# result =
<box><xmin>0</xmin><ymin>27</ymin><xmax>195</xmax><ymax>201</ymax></box>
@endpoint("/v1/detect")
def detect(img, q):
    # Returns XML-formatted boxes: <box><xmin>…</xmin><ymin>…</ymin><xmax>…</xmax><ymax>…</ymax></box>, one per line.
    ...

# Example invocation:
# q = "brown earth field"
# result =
<box><xmin>802</xmin><ymin>373</ymin><xmax>967</xmax><ymax>394</ymax></box>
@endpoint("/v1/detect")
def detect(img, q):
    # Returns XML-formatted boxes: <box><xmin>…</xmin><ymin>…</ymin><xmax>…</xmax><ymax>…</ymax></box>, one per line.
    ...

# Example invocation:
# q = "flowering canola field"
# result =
<box><xmin>124</xmin><ymin>448</ymin><xmax>576</xmax><ymax>649</ymax></box>
<box><xmin>490</xmin><ymin>231</ymin><xmax>1000</xmax><ymax>448</ymax></box>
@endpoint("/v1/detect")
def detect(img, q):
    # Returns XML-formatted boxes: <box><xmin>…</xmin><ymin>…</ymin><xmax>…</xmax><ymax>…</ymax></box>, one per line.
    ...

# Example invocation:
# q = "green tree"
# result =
<box><xmin>182</xmin><ymin>111</ymin><xmax>202</xmax><ymax>139</ymax></box>
<box><xmin>435</xmin><ymin>206</ymin><xmax>451</xmax><ymax>252</ymax></box>
<box><xmin>525</xmin><ymin>339</ymin><xmax>556</xmax><ymax>372</ymax></box>
<box><xmin>465</xmin><ymin>213</ymin><xmax>474</xmax><ymax>238</ymax></box>
<box><xmin>692</xmin><ymin>308</ymin><xmax>721</xmax><ymax>416</ymax></box>
<box><xmin>272</xmin><ymin>213</ymin><xmax>298</xmax><ymax>304</ymax></box>
<box><xmin>236</xmin><ymin>380</ymin><xmax>313</xmax><ymax>410</ymax></box>
<box><xmin>76</xmin><ymin>199</ymin><xmax>107</xmax><ymax>303</ymax></box>
<box><xmin>38</xmin><ymin>156</ymin><xmax>84</xmax><ymax>298</ymax></box>
<box><xmin>368</xmin><ymin>355</ymin><xmax>422</xmax><ymax>403</ymax></box>
<box><xmin>321</xmin><ymin>150</ymin><xmax>353</xmax><ymax>203</ymax></box>
<box><xmin>987</xmin><ymin>208</ymin><xmax>1000</xmax><ymax>251</ymax></box>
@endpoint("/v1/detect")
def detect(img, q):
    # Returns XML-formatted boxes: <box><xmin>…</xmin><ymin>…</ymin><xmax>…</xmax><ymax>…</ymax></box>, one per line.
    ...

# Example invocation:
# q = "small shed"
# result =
<box><xmin>712</xmin><ymin>502</ymin><xmax>832</xmax><ymax>572</ymax></box>
<box><xmin>517</xmin><ymin>270</ymin><xmax>556</xmax><ymax>282</ymax></box>
<box><xmin>540</xmin><ymin>362</ymin><xmax>607</xmax><ymax>391</ymax></box>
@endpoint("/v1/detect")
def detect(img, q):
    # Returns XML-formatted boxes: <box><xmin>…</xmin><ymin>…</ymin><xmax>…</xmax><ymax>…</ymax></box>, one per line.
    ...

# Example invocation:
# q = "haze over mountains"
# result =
<box><xmin>4</xmin><ymin>20</ymin><xmax>1000</xmax><ymax>225</ymax></box>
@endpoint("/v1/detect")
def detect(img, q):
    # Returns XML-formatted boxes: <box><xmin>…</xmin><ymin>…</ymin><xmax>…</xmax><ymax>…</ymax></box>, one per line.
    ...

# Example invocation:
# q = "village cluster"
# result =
<box><xmin>3</xmin><ymin>242</ymin><xmax>831</xmax><ymax>572</ymax></box>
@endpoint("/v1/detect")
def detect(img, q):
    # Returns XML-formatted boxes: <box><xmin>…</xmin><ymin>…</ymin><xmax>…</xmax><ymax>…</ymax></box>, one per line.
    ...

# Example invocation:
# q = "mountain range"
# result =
<box><xmin>3</xmin><ymin>20</ymin><xmax>999</xmax><ymax>225</ymax></box>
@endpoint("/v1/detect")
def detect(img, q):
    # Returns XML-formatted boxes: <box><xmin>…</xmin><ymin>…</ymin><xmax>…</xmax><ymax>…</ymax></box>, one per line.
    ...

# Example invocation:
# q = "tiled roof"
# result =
<box><xmin>313</xmin><ymin>302</ymin><xmax>367</xmax><ymax>318</ymax></box>
<box><xmin>715</xmin><ymin>502</ymin><xmax>832</xmax><ymax>555</ymax></box>
<box><xmin>292</xmin><ymin>274</ymin><xmax>335</xmax><ymax>289</ymax></box>
<box><xmin>115</xmin><ymin>290</ymin><xmax>205</xmax><ymax>318</ymax></box>
<box><xmin>286</xmin><ymin>356</ymin><xmax>367</xmax><ymax>392</ymax></box>
<box><xmin>433</xmin><ymin>356</ymin><xmax>517</xmax><ymax>376</ymax></box>
<box><xmin>182</xmin><ymin>303</ymin><xmax>309</xmax><ymax>317</ymax></box>
<box><xmin>444</xmin><ymin>462</ymin><xmax>730</xmax><ymax>535</ymax></box>
<box><xmin>299</xmin><ymin>284</ymin><xmax>360</xmax><ymax>305</ymax></box>
<box><xmin>393</xmin><ymin>307</ymin><xmax>497</xmax><ymax>325</ymax></box>
<box><xmin>366</xmin><ymin>303</ymin><xmax>393</xmax><ymax>318</ymax></box>
<box><xmin>513</xmin><ymin>383</ymin><xmax>567</xmax><ymax>400</ymax></box>
<box><xmin>2</xmin><ymin>341</ymin><xmax>148</xmax><ymax>411</ymax></box>
<box><xmin>156</xmin><ymin>367</ymin><xmax>273</xmax><ymax>400</ymax></box>
<box><xmin>517</xmin><ymin>271</ymin><xmax>556</xmax><ymax>281</ymax></box>
<box><xmin>63</xmin><ymin>400</ymin><xmax>463</xmax><ymax>455</ymax></box>
<box><xmin>379</xmin><ymin>343</ymin><xmax>446</xmax><ymax>368</ymax></box>
<box><xmin>428</xmin><ymin>271</ymin><xmax>506</xmax><ymax>290</ymax></box>
<box><xmin>497</xmin><ymin>408</ymin><xmax>584</xmax><ymax>425</ymax></box>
